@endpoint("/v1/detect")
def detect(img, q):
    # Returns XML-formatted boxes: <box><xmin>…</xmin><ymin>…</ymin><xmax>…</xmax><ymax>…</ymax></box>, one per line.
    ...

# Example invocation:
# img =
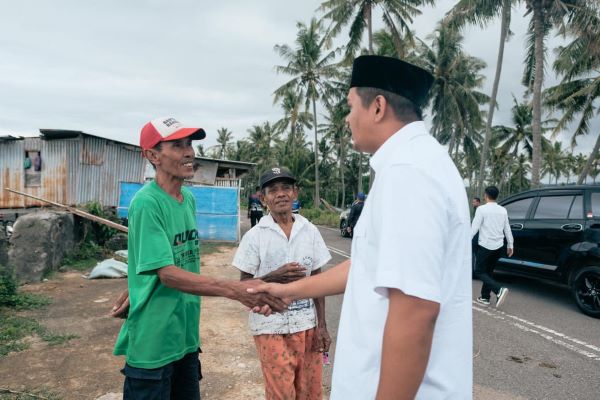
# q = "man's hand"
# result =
<box><xmin>110</xmin><ymin>289</ymin><xmax>130</xmax><ymax>318</ymax></box>
<box><xmin>235</xmin><ymin>280</ymin><xmax>289</xmax><ymax>315</ymax></box>
<box><xmin>507</xmin><ymin>248</ymin><xmax>514</xmax><ymax>257</ymax></box>
<box><xmin>312</xmin><ymin>325</ymin><xmax>331</xmax><ymax>353</ymax></box>
<box><xmin>262</xmin><ymin>262</ymin><xmax>307</xmax><ymax>283</ymax></box>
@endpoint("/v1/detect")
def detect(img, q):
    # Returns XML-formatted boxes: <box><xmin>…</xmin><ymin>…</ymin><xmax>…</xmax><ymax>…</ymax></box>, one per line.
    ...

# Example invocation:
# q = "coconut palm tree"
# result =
<box><xmin>544</xmin><ymin>5</ymin><xmax>600</xmax><ymax>184</ymax></box>
<box><xmin>522</xmin><ymin>0</ymin><xmax>595</xmax><ymax>187</ymax></box>
<box><xmin>274</xmin><ymin>18</ymin><xmax>342</xmax><ymax>207</ymax></box>
<box><xmin>318</xmin><ymin>0</ymin><xmax>434</xmax><ymax>60</ymax></box>
<box><xmin>418</xmin><ymin>23</ymin><xmax>489</xmax><ymax>162</ymax></box>
<box><xmin>493</xmin><ymin>95</ymin><xmax>553</xmax><ymax>160</ymax></box>
<box><xmin>215</xmin><ymin>128</ymin><xmax>234</xmax><ymax>160</ymax></box>
<box><xmin>445</xmin><ymin>0</ymin><xmax>516</xmax><ymax>195</ymax></box>
<box><xmin>542</xmin><ymin>141</ymin><xmax>566</xmax><ymax>184</ymax></box>
<box><xmin>247</xmin><ymin>122</ymin><xmax>281</xmax><ymax>172</ymax></box>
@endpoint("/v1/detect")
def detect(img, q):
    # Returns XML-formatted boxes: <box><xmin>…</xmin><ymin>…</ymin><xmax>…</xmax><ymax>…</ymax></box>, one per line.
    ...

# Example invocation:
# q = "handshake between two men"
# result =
<box><xmin>110</xmin><ymin>261</ymin><xmax>310</xmax><ymax>318</ymax></box>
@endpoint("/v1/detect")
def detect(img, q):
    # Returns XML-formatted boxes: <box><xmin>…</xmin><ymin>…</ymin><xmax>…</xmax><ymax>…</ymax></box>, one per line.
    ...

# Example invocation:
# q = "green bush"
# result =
<box><xmin>79</xmin><ymin>201</ymin><xmax>121</xmax><ymax>245</ymax></box>
<box><xmin>61</xmin><ymin>242</ymin><xmax>105</xmax><ymax>271</ymax></box>
<box><xmin>0</xmin><ymin>271</ymin><xmax>50</xmax><ymax>310</ymax></box>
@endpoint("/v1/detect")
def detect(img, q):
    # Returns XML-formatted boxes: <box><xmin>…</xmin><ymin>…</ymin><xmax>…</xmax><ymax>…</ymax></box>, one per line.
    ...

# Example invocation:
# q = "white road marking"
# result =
<box><xmin>327</xmin><ymin>246</ymin><xmax>351</xmax><ymax>258</ymax></box>
<box><xmin>473</xmin><ymin>302</ymin><xmax>600</xmax><ymax>361</ymax></box>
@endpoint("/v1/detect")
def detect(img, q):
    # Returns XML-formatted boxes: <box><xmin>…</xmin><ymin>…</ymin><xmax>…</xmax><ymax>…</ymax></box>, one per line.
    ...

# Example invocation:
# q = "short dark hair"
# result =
<box><xmin>484</xmin><ymin>186</ymin><xmax>499</xmax><ymax>200</ymax></box>
<box><xmin>255</xmin><ymin>186</ymin><xmax>260</xmax><ymax>191</ymax></box>
<box><xmin>356</xmin><ymin>87</ymin><xmax>422</xmax><ymax>121</ymax></box>
<box><xmin>473</xmin><ymin>197</ymin><xmax>481</xmax><ymax>203</ymax></box>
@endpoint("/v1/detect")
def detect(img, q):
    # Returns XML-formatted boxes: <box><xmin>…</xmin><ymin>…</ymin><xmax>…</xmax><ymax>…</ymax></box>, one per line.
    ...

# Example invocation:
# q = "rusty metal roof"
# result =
<box><xmin>0</xmin><ymin>135</ymin><xmax>24</xmax><ymax>142</ymax></box>
<box><xmin>39</xmin><ymin>129</ymin><xmax>137</xmax><ymax>148</ymax></box>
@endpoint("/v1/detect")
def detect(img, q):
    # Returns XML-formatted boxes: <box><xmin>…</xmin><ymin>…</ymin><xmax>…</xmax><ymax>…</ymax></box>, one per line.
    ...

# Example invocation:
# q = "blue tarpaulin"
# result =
<box><xmin>118</xmin><ymin>182</ymin><xmax>239</xmax><ymax>242</ymax></box>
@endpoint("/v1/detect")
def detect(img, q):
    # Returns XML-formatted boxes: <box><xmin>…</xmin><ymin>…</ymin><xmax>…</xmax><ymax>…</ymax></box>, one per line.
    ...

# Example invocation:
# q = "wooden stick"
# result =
<box><xmin>4</xmin><ymin>187</ymin><xmax>128</xmax><ymax>233</ymax></box>
<box><xmin>320</xmin><ymin>198</ymin><xmax>339</xmax><ymax>214</ymax></box>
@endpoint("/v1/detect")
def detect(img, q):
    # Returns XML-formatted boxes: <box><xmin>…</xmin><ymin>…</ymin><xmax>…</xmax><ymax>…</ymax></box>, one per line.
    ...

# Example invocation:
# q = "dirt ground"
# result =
<box><xmin>0</xmin><ymin>246</ymin><xmax>289</xmax><ymax>400</ymax></box>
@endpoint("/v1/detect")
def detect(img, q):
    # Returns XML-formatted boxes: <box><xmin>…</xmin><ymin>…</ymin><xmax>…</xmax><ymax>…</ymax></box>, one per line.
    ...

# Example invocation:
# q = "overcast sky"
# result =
<box><xmin>0</xmin><ymin>0</ymin><xmax>596</xmax><ymax>155</ymax></box>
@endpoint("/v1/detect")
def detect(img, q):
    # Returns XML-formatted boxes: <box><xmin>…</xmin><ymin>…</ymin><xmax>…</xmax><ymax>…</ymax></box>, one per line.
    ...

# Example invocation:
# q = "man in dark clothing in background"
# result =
<box><xmin>346</xmin><ymin>192</ymin><xmax>366</xmax><ymax>236</ymax></box>
<box><xmin>248</xmin><ymin>186</ymin><xmax>264</xmax><ymax>227</ymax></box>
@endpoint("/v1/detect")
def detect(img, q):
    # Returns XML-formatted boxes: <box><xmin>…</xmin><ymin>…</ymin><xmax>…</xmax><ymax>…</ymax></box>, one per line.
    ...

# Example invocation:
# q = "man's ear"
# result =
<box><xmin>144</xmin><ymin>149</ymin><xmax>160</xmax><ymax>165</ymax></box>
<box><xmin>373</xmin><ymin>95</ymin><xmax>387</xmax><ymax>122</ymax></box>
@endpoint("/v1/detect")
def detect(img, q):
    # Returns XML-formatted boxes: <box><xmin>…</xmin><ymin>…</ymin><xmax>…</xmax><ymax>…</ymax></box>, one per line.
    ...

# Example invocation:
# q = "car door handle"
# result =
<box><xmin>510</xmin><ymin>223</ymin><xmax>523</xmax><ymax>230</ymax></box>
<box><xmin>561</xmin><ymin>223</ymin><xmax>583</xmax><ymax>232</ymax></box>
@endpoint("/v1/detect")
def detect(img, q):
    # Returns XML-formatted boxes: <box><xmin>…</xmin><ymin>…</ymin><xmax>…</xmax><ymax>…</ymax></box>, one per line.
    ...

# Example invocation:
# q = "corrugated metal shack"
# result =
<box><xmin>0</xmin><ymin>129</ymin><xmax>144</xmax><ymax>209</ymax></box>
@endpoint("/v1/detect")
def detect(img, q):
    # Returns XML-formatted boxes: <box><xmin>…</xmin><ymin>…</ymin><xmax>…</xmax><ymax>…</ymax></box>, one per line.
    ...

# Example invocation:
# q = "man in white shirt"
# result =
<box><xmin>471</xmin><ymin>185</ymin><xmax>514</xmax><ymax>307</ymax></box>
<box><xmin>234</xmin><ymin>167</ymin><xmax>332</xmax><ymax>399</ymax></box>
<box><xmin>249</xmin><ymin>56</ymin><xmax>473</xmax><ymax>400</ymax></box>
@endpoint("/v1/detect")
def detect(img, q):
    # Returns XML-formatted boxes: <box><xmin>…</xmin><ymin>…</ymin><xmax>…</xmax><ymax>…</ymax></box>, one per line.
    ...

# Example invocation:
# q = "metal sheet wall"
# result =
<box><xmin>0</xmin><ymin>136</ymin><xmax>145</xmax><ymax>209</ymax></box>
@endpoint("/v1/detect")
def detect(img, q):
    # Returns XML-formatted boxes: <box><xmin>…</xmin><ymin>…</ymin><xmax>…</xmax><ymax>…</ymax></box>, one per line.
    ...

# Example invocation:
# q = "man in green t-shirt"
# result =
<box><xmin>112</xmin><ymin>117</ymin><xmax>288</xmax><ymax>400</ymax></box>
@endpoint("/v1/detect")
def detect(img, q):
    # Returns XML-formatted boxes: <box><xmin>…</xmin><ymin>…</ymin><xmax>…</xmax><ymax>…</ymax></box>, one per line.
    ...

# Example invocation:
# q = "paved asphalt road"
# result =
<box><xmin>315</xmin><ymin>224</ymin><xmax>600</xmax><ymax>400</ymax></box>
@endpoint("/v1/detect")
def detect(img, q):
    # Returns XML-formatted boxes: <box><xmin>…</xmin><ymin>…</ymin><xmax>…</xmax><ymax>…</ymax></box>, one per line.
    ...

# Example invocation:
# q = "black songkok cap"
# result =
<box><xmin>259</xmin><ymin>167</ymin><xmax>297</xmax><ymax>190</ymax></box>
<box><xmin>350</xmin><ymin>55</ymin><xmax>434</xmax><ymax>108</ymax></box>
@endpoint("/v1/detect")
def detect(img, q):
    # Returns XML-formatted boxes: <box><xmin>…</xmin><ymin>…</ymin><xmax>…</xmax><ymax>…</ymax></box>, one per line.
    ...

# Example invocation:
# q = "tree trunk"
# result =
<box><xmin>477</xmin><ymin>0</ymin><xmax>511</xmax><ymax>196</ymax></box>
<box><xmin>530</xmin><ymin>1</ymin><xmax>544</xmax><ymax>188</ymax></box>
<box><xmin>577</xmin><ymin>131</ymin><xmax>600</xmax><ymax>184</ymax></box>
<box><xmin>340</xmin><ymin>131</ymin><xmax>346</xmax><ymax>208</ymax></box>
<box><xmin>312</xmin><ymin>97</ymin><xmax>321</xmax><ymax>208</ymax></box>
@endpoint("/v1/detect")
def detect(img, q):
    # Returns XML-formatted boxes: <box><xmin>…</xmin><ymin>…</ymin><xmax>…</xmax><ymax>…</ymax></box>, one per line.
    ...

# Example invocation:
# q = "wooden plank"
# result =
<box><xmin>4</xmin><ymin>187</ymin><xmax>128</xmax><ymax>233</ymax></box>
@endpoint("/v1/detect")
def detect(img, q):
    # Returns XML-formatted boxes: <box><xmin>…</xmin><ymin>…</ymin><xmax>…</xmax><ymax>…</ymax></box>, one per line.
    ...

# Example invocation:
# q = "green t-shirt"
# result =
<box><xmin>113</xmin><ymin>180</ymin><xmax>201</xmax><ymax>369</ymax></box>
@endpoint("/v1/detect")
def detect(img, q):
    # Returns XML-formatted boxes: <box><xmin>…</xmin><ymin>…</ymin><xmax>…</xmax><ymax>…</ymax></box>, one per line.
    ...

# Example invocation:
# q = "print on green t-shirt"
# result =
<box><xmin>114</xmin><ymin>181</ymin><xmax>201</xmax><ymax>369</ymax></box>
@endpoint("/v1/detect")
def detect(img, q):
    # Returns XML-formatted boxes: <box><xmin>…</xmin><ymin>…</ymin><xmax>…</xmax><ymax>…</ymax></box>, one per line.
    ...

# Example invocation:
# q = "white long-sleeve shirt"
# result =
<box><xmin>471</xmin><ymin>202</ymin><xmax>514</xmax><ymax>250</ymax></box>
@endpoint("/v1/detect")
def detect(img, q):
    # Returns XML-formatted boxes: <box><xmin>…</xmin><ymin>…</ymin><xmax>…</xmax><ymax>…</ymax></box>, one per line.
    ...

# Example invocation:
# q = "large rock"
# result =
<box><xmin>8</xmin><ymin>211</ymin><xmax>76</xmax><ymax>283</ymax></box>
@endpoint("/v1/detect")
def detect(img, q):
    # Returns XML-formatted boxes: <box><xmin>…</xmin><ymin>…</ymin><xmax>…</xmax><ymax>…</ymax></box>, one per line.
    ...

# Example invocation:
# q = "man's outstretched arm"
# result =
<box><xmin>376</xmin><ymin>289</ymin><xmax>440</xmax><ymax>400</ymax></box>
<box><xmin>157</xmin><ymin>265</ymin><xmax>288</xmax><ymax>312</ymax></box>
<box><xmin>248</xmin><ymin>259</ymin><xmax>350</xmax><ymax>300</ymax></box>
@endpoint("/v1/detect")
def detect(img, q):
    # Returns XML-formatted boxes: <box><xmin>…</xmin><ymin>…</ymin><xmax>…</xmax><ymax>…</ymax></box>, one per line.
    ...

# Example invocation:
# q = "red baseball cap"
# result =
<box><xmin>140</xmin><ymin>117</ymin><xmax>206</xmax><ymax>151</ymax></box>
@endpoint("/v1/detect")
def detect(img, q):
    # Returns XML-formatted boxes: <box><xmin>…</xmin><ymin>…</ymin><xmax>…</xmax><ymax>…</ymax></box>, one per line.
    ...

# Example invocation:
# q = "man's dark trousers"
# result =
<box><xmin>474</xmin><ymin>245</ymin><xmax>503</xmax><ymax>300</ymax></box>
<box><xmin>122</xmin><ymin>350</ymin><xmax>201</xmax><ymax>400</ymax></box>
<box><xmin>250</xmin><ymin>210</ymin><xmax>263</xmax><ymax>227</ymax></box>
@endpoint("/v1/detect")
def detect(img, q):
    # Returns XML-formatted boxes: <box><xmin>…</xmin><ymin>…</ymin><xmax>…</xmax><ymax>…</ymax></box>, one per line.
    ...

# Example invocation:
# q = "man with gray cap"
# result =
<box><xmin>112</xmin><ymin>118</ymin><xmax>288</xmax><ymax>400</ymax></box>
<box><xmin>233</xmin><ymin>166</ymin><xmax>332</xmax><ymax>400</ymax></box>
<box><xmin>250</xmin><ymin>56</ymin><xmax>473</xmax><ymax>399</ymax></box>
<box><xmin>346</xmin><ymin>192</ymin><xmax>366</xmax><ymax>237</ymax></box>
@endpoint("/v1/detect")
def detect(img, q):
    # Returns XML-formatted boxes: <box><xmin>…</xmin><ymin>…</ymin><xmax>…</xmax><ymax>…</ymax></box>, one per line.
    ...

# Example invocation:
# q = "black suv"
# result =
<box><xmin>495</xmin><ymin>185</ymin><xmax>600</xmax><ymax>318</ymax></box>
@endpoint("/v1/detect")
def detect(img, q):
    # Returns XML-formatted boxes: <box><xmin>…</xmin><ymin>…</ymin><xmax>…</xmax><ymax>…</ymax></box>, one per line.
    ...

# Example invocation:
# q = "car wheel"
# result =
<box><xmin>571</xmin><ymin>266</ymin><xmax>600</xmax><ymax>318</ymax></box>
<box><xmin>340</xmin><ymin>219</ymin><xmax>349</xmax><ymax>237</ymax></box>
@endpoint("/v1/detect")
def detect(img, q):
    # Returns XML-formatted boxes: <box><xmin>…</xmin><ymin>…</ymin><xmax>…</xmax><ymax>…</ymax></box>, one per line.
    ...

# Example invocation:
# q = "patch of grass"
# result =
<box><xmin>0</xmin><ymin>388</ymin><xmax>62</xmax><ymax>399</ymax></box>
<box><xmin>0</xmin><ymin>273</ymin><xmax>50</xmax><ymax>310</ymax></box>
<box><xmin>300</xmin><ymin>208</ymin><xmax>339</xmax><ymax>227</ymax></box>
<box><xmin>60</xmin><ymin>242</ymin><xmax>105</xmax><ymax>272</ymax></box>
<box><xmin>0</xmin><ymin>313</ymin><xmax>78</xmax><ymax>357</ymax></box>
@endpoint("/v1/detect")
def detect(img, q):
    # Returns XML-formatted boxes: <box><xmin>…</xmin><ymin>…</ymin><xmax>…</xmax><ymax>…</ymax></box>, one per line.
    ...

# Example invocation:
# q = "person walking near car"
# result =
<box><xmin>248</xmin><ymin>186</ymin><xmax>264</xmax><ymax>227</ymax></box>
<box><xmin>346</xmin><ymin>192</ymin><xmax>365</xmax><ymax>236</ymax></box>
<box><xmin>234</xmin><ymin>166</ymin><xmax>332</xmax><ymax>400</ymax></box>
<box><xmin>249</xmin><ymin>56</ymin><xmax>473</xmax><ymax>399</ymax></box>
<box><xmin>471</xmin><ymin>185</ymin><xmax>514</xmax><ymax>307</ymax></box>
<box><xmin>111</xmin><ymin>117</ymin><xmax>288</xmax><ymax>400</ymax></box>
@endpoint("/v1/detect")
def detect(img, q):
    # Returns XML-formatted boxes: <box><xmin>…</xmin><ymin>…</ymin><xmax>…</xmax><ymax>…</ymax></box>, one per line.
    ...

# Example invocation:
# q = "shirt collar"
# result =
<box><xmin>369</xmin><ymin>121</ymin><xmax>428</xmax><ymax>173</ymax></box>
<box><xmin>257</xmin><ymin>213</ymin><xmax>307</xmax><ymax>236</ymax></box>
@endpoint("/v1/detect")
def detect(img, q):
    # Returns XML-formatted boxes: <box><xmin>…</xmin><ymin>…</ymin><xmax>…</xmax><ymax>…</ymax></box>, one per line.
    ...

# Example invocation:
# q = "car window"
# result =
<box><xmin>504</xmin><ymin>197</ymin><xmax>534</xmax><ymax>219</ymax></box>
<box><xmin>533</xmin><ymin>195</ymin><xmax>573</xmax><ymax>219</ymax></box>
<box><xmin>568</xmin><ymin>195</ymin><xmax>583</xmax><ymax>219</ymax></box>
<box><xmin>592</xmin><ymin>192</ymin><xmax>600</xmax><ymax>218</ymax></box>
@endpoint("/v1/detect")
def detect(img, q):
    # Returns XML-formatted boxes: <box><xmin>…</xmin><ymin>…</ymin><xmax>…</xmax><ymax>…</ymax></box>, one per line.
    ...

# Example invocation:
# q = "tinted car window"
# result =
<box><xmin>592</xmin><ymin>192</ymin><xmax>600</xmax><ymax>217</ymax></box>
<box><xmin>504</xmin><ymin>197</ymin><xmax>534</xmax><ymax>219</ymax></box>
<box><xmin>568</xmin><ymin>195</ymin><xmax>583</xmax><ymax>219</ymax></box>
<box><xmin>533</xmin><ymin>196</ymin><xmax>573</xmax><ymax>219</ymax></box>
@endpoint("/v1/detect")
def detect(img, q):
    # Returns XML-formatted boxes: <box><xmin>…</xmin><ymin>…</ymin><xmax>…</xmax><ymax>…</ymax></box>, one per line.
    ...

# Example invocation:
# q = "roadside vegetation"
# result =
<box><xmin>0</xmin><ymin>271</ymin><xmax>77</xmax><ymax>358</ymax></box>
